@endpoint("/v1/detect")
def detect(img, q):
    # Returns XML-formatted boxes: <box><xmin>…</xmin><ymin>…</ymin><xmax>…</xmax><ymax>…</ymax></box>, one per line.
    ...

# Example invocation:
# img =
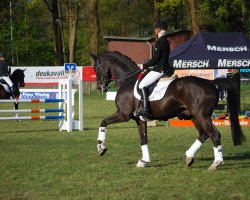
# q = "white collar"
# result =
<box><xmin>158</xmin><ymin>30</ymin><xmax>167</xmax><ymax>38</ymax></box>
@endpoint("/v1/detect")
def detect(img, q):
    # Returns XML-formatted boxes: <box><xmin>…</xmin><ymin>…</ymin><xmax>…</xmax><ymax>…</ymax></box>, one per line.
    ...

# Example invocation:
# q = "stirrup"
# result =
<box><xmin>135</xmin><ymin>109</ymin><xmax>152</xmax><ymax>119</ymax></box>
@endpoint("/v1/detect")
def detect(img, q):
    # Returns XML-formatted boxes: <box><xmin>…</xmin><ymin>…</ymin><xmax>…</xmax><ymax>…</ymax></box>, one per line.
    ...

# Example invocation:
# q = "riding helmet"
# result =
<box><xmin>154</xmin><ymin>20</ymin><xmax>168</xmax><ymax>30</ymax></box>
<box><xmin>0</xmin><ymin>51</ymin><xmax>6</xmax><ymax>57</ymax></box>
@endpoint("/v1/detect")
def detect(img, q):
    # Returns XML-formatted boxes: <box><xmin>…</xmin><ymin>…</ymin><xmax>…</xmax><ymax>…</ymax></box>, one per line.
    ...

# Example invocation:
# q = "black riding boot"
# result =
<box><xmin>137</xmin><ymin>87</ymin><xmax>151</xmax><ymax>118</ymax></box>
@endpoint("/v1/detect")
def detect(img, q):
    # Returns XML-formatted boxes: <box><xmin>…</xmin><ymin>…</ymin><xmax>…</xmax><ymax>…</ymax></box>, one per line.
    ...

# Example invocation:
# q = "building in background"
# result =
<box><xmin>104</xmin><ymin>29</ymin><xmax>192</xmax><ymax>64</ymax></box>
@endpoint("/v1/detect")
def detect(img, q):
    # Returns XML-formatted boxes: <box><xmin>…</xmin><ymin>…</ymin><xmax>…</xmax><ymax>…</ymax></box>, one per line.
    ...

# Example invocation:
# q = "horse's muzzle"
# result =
<box><xmin>19</xmin><ymin>82</ymin><xmax>25</xmax><ymax>87</ymax></box>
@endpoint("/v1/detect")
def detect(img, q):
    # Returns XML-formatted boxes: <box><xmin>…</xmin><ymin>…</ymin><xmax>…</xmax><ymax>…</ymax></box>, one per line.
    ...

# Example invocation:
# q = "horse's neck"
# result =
<box><xmin>10</xmin><ymin>75</ymin><xmax>14</xmax><ymax>83</ymax></box>
<box><xmin>112</xmin><ymin>67</ymin><xmax>138</xmax><ymax>89</ymax></box>
<box><xmin>10</xmin><ymin>74</ymin><xmax>17</xmax><ymax>85</ymax></box>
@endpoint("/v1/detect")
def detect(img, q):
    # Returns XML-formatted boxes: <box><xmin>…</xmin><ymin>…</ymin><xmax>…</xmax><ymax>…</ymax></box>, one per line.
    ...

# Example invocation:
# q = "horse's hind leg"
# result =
<box><xmin>189</xmin><ymin>118</ymin><xmax>223</xmax><ymax>170</ymax></box>
<box><xmin>209</xmin><ymin>124</ymin><xmax>224</xmax><ymax>170</ymax></box>
<box><xmin>185</xmin><ymin>118</ymin><xmax>209</xmax><ymax>167</ymax></box>
<box><xmin>97</xmin><ymin>110</ymin><xmax>130</xmax><ymax>156</ymax></box>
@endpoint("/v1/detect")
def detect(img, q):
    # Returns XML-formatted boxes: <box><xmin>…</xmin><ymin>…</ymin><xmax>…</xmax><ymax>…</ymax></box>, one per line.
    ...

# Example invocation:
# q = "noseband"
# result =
<box><xmin>95</xmin><ymin>59</ymin><xmax>111</xmax><ymax>92</ymax></box>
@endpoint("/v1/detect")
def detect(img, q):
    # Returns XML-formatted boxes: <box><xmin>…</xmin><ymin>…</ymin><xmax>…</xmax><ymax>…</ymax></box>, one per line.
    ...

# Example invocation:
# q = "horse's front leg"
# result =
<box><xmin>13</xmin><ymin>102</ymin><xmax>19</xmax><ymax>117</ymax></box>
<box><xmin>97</xmin><ymin>110</ymin><xmax>130</xmax><ymax>156</ymax></box>
<box><xmin>136</xmin><ymin>120</ymin><xmax>150</xmax><ymax>168</ymax></box>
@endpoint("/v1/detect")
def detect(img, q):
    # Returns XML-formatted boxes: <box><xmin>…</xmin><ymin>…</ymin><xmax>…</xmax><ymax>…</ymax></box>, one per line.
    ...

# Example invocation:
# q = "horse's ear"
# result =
<box><xmin>22</xmin><ymin>69</ymin><xmax>26</xmax><ymax>72</ymax></box>
<box><xmin>90</xmin><ymin>52</ymin><xmax>97</xmax><ymax>61</ymax></box>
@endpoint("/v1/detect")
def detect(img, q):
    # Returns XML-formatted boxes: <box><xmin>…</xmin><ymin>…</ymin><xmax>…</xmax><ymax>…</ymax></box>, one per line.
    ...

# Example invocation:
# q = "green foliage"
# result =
<box><xmin>1</xmin><ymin>0</ymin><xmax>250</xmax><ymax>65</ymax></box>
<box><xmin>99</xmin><ymin>0</ymin><xmax>153</xmax><ymax>37</ymax></box>
<box><xmin>199</xmin><ymin>0</ymin><xmax>247</xmax><ymax>32</ymax></box>
<box><xmin>158</xmin><ymin>0</ymin><xmax>188</xmax><ymax>30</ymax></box>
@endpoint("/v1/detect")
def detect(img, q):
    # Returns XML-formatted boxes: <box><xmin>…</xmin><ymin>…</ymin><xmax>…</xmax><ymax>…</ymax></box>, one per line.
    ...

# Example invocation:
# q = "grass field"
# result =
<box><xmin>0</xmin><ymin>92</ymin><xmax>250</xmax><ymax>200</ymax></box>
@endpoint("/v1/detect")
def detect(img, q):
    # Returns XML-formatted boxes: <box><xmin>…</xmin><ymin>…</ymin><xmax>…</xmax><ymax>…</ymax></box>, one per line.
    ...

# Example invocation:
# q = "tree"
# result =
<box><xmin>43</xmin><ymin>0</ymin><xmax>64</xmax><ymax>65</ymax></box>
<box><xmin>88</xmin><ymin>0</ymin><xmax>100</xmax><ymax>57</ymax></box>
<box><xmin>157</xmin><ymin>0</ymin><xmax>188</xmax><ymax>31</ymax></box>
<box><xmin>187</xmin><ymin>0</ymin><xmax>199</xmax><ymax>34</ymax></box>
<box><xmin>199</xmin><ymin>0</ymin><xmax>249</xmax><ymax>32</ymax></box>
<box><xmin>62</xmin><ymin>0</ymin><xmax>81</xmax><ymax>63</ymax></box>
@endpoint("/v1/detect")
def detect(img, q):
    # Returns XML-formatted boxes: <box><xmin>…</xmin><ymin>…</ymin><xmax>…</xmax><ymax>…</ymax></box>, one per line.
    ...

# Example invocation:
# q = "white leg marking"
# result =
<box><xmin>141</xmin><ymin>144</ymin><xmax>150</xmax><ymax>162</ymax></box>
<box><xmin>209</xmin><ymin>145</ymin><xmax>224</xmax><ymax>170</ymax></box>
<box><xmin>186</xmin><ymin>139</ymin><xmax>202</xmax><ymax>157</ymax></box>
<box><xmin>97</xmin><ymin>127</ymin><xmax>106</xmax><ymax>142</ymax></box>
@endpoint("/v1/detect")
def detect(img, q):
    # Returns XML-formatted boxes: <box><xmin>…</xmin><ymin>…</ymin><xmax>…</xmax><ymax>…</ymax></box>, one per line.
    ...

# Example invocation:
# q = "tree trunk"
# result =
<box><xmin>88</xmin><ymin>0</ymin><xmax>100</xmax><ymax>58</ymax></box>
<box><xmin>188</xmin><ymin>0</ymin><xmax>199</xmax><ymax>34</ymax></box>
<box><xmin>153</xmin><ymin>0</ymin><xmax>160</xmax><ymax>21</ymax></box>
<box><xmin>65</xmin><ymin>1</ymin><xmax>79</xmax><ymax>63</ymax></box>
<box><xmin>43</xmin><ymin>0</ymin><xmax>64</xmax><ymax>65</ymax></box>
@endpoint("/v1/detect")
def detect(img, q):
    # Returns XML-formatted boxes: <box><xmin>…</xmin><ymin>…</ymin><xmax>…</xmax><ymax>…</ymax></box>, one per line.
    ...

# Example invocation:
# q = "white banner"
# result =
<box><xmin>11</xmin><ymin>66</ymin><xmax>82</xmax><ymax>84</ymax></box>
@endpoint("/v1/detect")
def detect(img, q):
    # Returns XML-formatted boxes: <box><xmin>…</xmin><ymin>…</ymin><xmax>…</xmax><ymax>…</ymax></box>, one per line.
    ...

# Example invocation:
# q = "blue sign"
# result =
<box><xmin>20</xmin><ymin>92</ymin><xmax>58</xmax><ymax>99</ymax></box>
<box><xmin>64</xmin><ymin>63</ymin><xmax>76</xmax><ymax>72</ymax></box>
<box><xmin>240</xmin><ymin>69</ymin><xmax>250</xmax><ymax>73</ymax></box>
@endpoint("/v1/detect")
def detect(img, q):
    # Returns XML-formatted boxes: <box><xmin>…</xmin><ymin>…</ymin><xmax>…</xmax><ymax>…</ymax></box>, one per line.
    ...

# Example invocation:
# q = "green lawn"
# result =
<box><xmin>0</xmin><ymin>93</ymin><xmax>249</xmax><ymax>200</ymax></box>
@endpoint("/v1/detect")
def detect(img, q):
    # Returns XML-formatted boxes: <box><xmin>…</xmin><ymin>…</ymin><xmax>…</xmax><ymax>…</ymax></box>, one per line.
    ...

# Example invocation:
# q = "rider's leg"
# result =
<box><xmin>137</xmin><ymin>71</ymin><xmax>163</xmax><ymax>118</ymax></box>
<box><xmin>137</xmin><ymin>87</ymin><xmax>151</xmax><ymax>118</ymax></box>
<box><xmin>1</xmin><ymin>76</ymin><xmax>16</xmax><ymax>98</ymax></box>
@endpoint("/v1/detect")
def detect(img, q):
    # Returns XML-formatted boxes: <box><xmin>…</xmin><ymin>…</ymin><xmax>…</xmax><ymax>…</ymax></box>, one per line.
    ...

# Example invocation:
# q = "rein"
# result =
<box><xmin>115</xmin><ymin>69</ymin><xmax>141</xmax><ymax>84</ymax></box>
<box><xmin>96</xmin><ymin>58</ymin><xmax>141</xmax><ymax>88</ymax></box>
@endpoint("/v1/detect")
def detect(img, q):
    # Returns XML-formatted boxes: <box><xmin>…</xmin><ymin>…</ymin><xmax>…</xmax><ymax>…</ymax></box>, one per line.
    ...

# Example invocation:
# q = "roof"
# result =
<box><xmin>103</xmin><ymin>29</ymin><xmax>191</xmax><ymax>42</ymax></box>
<box><xmin>103</xmin><ymin>36</ymin><xmax>155</xmax><ymax>42</ymax></box>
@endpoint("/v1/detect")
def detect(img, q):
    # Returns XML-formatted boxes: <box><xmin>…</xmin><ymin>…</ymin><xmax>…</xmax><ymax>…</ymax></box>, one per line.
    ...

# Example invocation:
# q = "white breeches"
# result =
<box><xmin>1</xmin><ymin>76</ymin><xmax>13</xmax><ymax>87</ymax></box>
<box><xmin>139</xmin><ymin>71</ymin><xmax>163</xmax><ymax>89</ymax></box>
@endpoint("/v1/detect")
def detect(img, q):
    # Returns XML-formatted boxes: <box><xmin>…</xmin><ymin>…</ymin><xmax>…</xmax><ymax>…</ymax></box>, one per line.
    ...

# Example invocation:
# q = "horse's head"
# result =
<box><xmin>10</xmin><ymin>69</ymin><xmax>26</xmax><ymax>87</ymax></box>
<box><xmin>90</xmin><ymin>52</ymin><xmax>112</xmax><ymax>93</ymax></box>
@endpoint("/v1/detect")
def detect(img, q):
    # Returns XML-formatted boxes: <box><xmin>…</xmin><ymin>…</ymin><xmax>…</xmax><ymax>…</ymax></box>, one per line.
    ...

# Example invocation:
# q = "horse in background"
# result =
<box><xmin>90</xmin><ymin>51</ymin><xmax>245</xmax><ymax>170</ymax></box>
<box><xmin>0</xmin><ymin>69</ymin><xmax>26</xmax><ymax>112</ymax></box>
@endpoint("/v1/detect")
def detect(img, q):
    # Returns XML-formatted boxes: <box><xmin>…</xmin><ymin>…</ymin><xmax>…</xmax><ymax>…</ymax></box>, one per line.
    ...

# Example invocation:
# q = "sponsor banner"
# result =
<box><xmin>207</xmin><ymin>45</ymin><xmax>248</xmax><ymax>52</ymax></box>
<box><xmin>20</xmin><ymin>92</ymin><xmax>58</xmax><ymax>99</ymax></box>
<box><xmin>19</xmin><ymin>89</ymin><xmax>59</xmax><ymax>99</ymax></box>
<box><xmin>82</xmin><ymin>66</ymin><xmax>96</xmax><ymax>81</ymax></box>
<box><xmin>169</xmin><ymin>119</ymin><xmax>250</xmax><ymax>127</ymax></box>
<box><xmin>240</xmin><ymin>68</ymin><xmax>250</xmax><ymax>73</ymax></box>
<box><xmin>212</xmin><ymin>120</ymin><xmax>249</xmax><ymax>126</ymax></box>
<box><xmin>175</xmin><ymin>69</ymin><xmax>214</xmax><ymax>80</ymax></box>
<box><xmin>11</xmin><ymin>66</ymin><xmax>82</xmax><ymax>86</ymax></box>
<box><xmin>217</xmin><ymin>59</ymin><xmax>250</xmax><ymax>68</ymax></box>
<box><xmin>172</xmin><ymin>59</ymin><xmax>250</xmax><ymax>69</ymax></box>
<box><xmin>19</xmin><ymin>88</ymin><xmax>76</xmax><ymax>99</ymax></box>
<box><xmin>214</xmin><ymin>69</ymin><xmax>229</xmax><ymax>79</ymax></box>
<box><xmin>173</xmin><ymin>59</ymin><xmax>210</xmax><ymax>68</ymax></box>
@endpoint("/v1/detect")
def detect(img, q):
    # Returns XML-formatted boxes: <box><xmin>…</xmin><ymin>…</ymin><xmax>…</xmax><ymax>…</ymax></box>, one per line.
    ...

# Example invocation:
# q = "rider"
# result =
<box><xmin>0</xmin><ymin>51</ymin><xmax>17</xmax><ymax>99</ymax></box>
<box><xmin>136</xmin><ymin>20</ymin><xmax>173</xmax><ymax>119</ymax></box>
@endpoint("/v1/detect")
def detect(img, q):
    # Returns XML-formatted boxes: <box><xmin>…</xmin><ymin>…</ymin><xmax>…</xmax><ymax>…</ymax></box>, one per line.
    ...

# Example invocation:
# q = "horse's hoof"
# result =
<box><xmin>208</xmin><ymin>160</ymin><xmax>224</xmax><ymax>170</ymax></box>
<box><xmin>136</xmin><ymin>160</ymin><xmax>149</xmax><ymax>168</ymax></box>
<box><xmin>97</xmin><ymin>143</ymin><xmax>107</xmax><ymax>156</ymax></box>
<box><xmin>186</xmin><ymin>156</ymin><xmax>194</xmax><ymax>167</ymax></box>
<box><xmin>98</xmin><ymin>148</ymin><xmax>107</xmax><ymax>156</ymax></box>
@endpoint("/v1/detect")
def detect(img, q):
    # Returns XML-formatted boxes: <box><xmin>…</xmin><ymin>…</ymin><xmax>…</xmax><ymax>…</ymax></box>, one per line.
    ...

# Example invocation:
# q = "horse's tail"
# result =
<box><xmin>213</xmin><ymin>78</ymin><xmax>245</xmax><ymax>146</ymax></box>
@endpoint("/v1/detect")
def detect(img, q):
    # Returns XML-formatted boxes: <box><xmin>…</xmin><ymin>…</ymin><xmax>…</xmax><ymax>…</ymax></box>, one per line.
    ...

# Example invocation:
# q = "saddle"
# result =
<box><xmin>0</xmin><ymin>79</ymin><xmax>11</xmax><ymax>93</ymax></box>
<box><xmin>133</xmin><ymin>73</ymin><xmax>178</xmax><ymax>101</ymax></box>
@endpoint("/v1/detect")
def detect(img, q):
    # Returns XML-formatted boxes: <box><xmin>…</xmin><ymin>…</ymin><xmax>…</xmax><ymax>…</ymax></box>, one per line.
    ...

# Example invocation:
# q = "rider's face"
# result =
<box><xmin>154</xmin><ymin>28</ymin><xmax>160</xmax><ymax>36</ymax></box>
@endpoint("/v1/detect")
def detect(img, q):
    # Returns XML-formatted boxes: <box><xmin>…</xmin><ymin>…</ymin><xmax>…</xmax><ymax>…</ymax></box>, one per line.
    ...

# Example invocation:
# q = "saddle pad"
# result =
<box><xmin>0</xmin><ymin>83</ymin><xmax>10</xmax><ymax>93</ymax></box>
<box><xmin>133</xmin><ymin>75</ymin><xmax>177</xmax><ymax>101</ymax></box>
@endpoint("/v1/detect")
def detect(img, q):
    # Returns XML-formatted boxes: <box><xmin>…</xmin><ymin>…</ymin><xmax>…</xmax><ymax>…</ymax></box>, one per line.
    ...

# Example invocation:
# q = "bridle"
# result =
<box><xmin>95</xmin><ymin>58</ymin><xmax>141</xmax><ymax>91</ymax></box>
<box><xmin>95</xmin><ymin>59</ymin><xmax>111</xmax><ymax>93</ymax></box>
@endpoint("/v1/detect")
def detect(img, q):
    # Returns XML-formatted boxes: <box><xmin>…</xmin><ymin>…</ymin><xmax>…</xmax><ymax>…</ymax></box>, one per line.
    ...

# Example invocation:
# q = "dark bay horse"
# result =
<box><xmin>90</xmin><ymin>51</ymin><xmax>245</xmax><ymax>170</ymax></box>
<box><xmin>0</xmin><ymin>69</ymin><xmax>25</xmax><ymax>111</ymax></box>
